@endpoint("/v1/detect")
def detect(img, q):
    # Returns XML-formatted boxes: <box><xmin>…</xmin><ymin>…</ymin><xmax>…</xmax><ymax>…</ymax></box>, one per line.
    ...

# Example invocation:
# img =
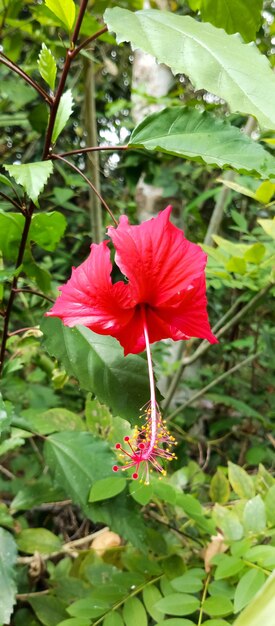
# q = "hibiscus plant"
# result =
<box><xmin>0</xmin><ymin>1</ymin><xmax>274</xmax><ymax>626</ymax></box>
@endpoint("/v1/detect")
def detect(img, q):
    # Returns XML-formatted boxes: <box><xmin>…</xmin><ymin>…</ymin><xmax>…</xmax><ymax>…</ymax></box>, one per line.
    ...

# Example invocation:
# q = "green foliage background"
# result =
<box><xmin>0</xmin><ymin>1</ymin><xmax>274</xmax><ymax>625</ymax></box>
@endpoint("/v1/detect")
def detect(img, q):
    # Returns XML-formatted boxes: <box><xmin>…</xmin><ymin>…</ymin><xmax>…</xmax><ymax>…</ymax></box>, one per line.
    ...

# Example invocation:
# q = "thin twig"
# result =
<box><xmin>52</xmin><ymin>153</ymin><xmax>118</xmax><ymax>226</ymax></box>
<box><xmin>12</xmin><ymin>287</ymin><xmax>54</xmax><ymax>303</ymax></box>
<box><xmin>57</xmin><ymin>144</ymin><xmax>128</xmax><ymax>157</ymax></box>
<box><xmin>71</xmin><ymin>25</ymin><xmax>108</xmax><ymax>58</ymax></box>
<box><xmin>8</xmin><ymin>326</ymin><xmax>40</xmax><ymax>337</ymax></box>
<box><xmin>167</xmin><ymin>351</ymin><xmax>262</xmax><ymax>421</ymax></box>
<box><xmin>0</xmin><ymin>52</ymin><xmax>53</xmax><ymax>104</ymax></box>
<box><xmin>17</xmin><ymin>527</ymin><xmax>110</xmax><ymax>565</ymax></box>
<box><xmin>0</xmin><ymin>191</ymin><xmax>24</xmax><ymax>212</ymax></box>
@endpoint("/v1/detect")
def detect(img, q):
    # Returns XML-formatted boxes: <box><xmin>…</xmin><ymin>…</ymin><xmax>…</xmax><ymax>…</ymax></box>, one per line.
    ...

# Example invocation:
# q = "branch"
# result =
<box><xmin>0</xmin><ymin>52</ymin><xmax>53</xmax><ymax>104</ymax></box>
<box><xmin>167</xmin><ymin>351</ymin><xmax>262</xmax><ymax>421</ymax></box>
<box><xmin>52</xmin><ymin>153</ymin><xmax>118</xmax><ymax>226</ymax></box>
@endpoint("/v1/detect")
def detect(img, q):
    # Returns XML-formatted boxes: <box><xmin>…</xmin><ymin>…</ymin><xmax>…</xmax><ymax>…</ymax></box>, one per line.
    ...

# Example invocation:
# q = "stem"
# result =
<box><xmin>0</xmin><ymin>52</ymin><xmax>53</xmax><ymax>104</ymax></box>
<box><xmin>167</xmin><ymin>351</ymin><xmax>262</xmax><ymax>421</ymax></box>
<box><xmin>8</xmin><ymin>326</ymin><xmax>39</xmax><ymax>337</ymax></box>
<box><xmin>12</xmin><ymin>287</ymin><xmax>54</xmax><ymax>303</ymax></box>
<box><xmin>0</xmin><ymin>212</ymin><xmax>32</xmax><ymax>373</ymax></box>
<box><xmin>197</xmin><ymin>573</ymin><xmax>211</xmax><ymax>626</ymax></box>
<box><xmin>141</xmin><ymin>306</ymin><xmax>157</xmax><ymax>458</ymax></box>
<box><xmin>52</xmin><ymin>153</ymin><xmax>118</xmax><ymax>226</ymax></box>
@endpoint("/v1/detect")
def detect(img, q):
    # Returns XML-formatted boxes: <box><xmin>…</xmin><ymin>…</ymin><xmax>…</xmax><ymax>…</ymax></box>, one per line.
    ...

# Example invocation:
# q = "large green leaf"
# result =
<box><xmin>200</xmin><ymin>0</ymin><xmax>263</xmax><ymax>42</ymax></box>
<box><xmin>44</xmin><ymin>432</ymin><xmax>113</xmax><ymax>511</ymax></box>
<box><xmin>4</xmin><ymin>161</ymin><xmax>53</xmax><ymax>206</ymax></box>
<box><xmin>129</xmin><ymin>107</ymin><xmax>275</xmax><ymax>178</ymax></box>
<box><xmin>41</xmin><ymin>318</ymin><xmax>152</xmax><ymax>423</ymax></box>
<box><xmin>233</xmin><ymin>571</ymin><xmax>275</xmax><ymax>626</ymax></box>
<box><xmin>0</xmin><ymin>529</ymin><xmax>17</xmax><ymax>624</ymax></box>
<box><xmin>104</xmin><ymin>8</ymin><xmax>275</xmax><ymax>130</ymax></box>
<box><xmin>38</xmin><ymin>43</ymin><xmax>57</xmax><ymax>90</ymax></box>
<box><xmin>45</xmin><ymin>431</ymin><xmax>147</xmax><ymax>547</ymax></box>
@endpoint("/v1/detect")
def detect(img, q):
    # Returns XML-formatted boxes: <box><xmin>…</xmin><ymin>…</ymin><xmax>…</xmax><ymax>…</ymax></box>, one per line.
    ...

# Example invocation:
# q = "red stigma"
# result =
<box><xmin>124</xmin><ymin>436</ymin><xmax>130</xmax><ymax>442</ymax></box>
<box><xmin>115</xmin><ymin>443</ymin><xmax>121</xmax><ymax>449</ymax></box>
<box><xmin>132</xmin><ymin>472</ymin><xmax>139</xmax><ymax>480</ymax></box>
<box><xmin>112</xmin><ymin>465</ymin><xmax>119</xmax><ymax>472</ymax></box>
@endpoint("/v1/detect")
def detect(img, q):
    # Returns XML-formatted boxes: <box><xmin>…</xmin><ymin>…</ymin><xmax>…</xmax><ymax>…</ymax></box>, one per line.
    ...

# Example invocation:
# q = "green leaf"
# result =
<box><xmin>123</xmin><ymin>597</ymin><xmax>147</xmax><ymax>626</ymax></box>
<box><xmin>210</xmin><ymin>471</ymin><xmax>231</xmax><ymax>504</ymax></box>
<box><xmin>143</xmin><ymin>584</ymin><xmax>163</xmax><ymax>622</ymax></box>
<box><xmin>41</xmin><ymin>318</ymin><xmax>153</xmax><ymax>423</ymax></box>
<box><xmin>0</xmin><ymin>173</ymin><xmax>14</xmax><ymax>188</ymax></box>
<box><xmin>52</xmin><ymin>89</ymin><xmax>74</xmax><ymax>143</ymax></box>
<box><xmin>45</xmin><ymin>0</ymin><xmax>76</xmax><ymax>31</ymax></box>
<box><xmin>29</xmin><ymin>211</ymin><xmax>67</xmax><ymax>251</ymax></box>
<box><xmin>154</xmin><ymin>593</ymin><xmax>200</xmax><ymax>616</ymax></box>
<box><xmin>103</xmin><ymin>613</ymin><xmax>124</xmax><ymax>626</ymax></box>
<box><xmin>104</xmin><ymin>7</ymin><xmax>275</xmax><ymax>130</ymax></box>
<box><xmin>265</xmin><ymin>484</ymin><xmax>275</xmax><ymax>525</ymax></box>
<box><xmin>233</xmin><ymin>571</ymin><xmax>275</xmax><ymax>626</ymax></box>
<box><xmin>29</xmin><ymin>596</ymin><xmax>68</xmax><ymax>626</ymax></box>
<box><xmin>4</xmin><ymin>161</ymin><xmax>53</xmax><ymax>206</ymax></box>
<box><xmin>129</xmin><ymin>107</ymin><xmax>275</xmax><ymax>178</ymax></box>
<box><xmin>44</xmin><ymin>431</ymin><xmax>146</xmax><ymax>548</ymax></box>
<box><xmin>89</xmin><ymin>476</ymin><xmax>127</xmax><ymax>502</ymax></box>
<box><xmin>244</xmin><ymin>545</ymin><xmax>275</xmax><ymax>569</ymax></box>
<box><xmin>202</xmin><ymin>595</ymin><xmax>234</xmax><ymax>617</ymax></box>
<box><xmin>11</xmin><ymin>479</ymin><xmax>65</xmax><ymax>513</ymax></box>
<box><xmin>18</xmin><ymin>407</ymin><xmax>85</xmax><ymax>435</ymax></box>
<box><xmin>213</xmin><ymin>505</ymin><xmax>244</xmax><ymax>542</ymax></box>
<box><xmin>226</xmin><ymin>257</ymin><xmax>247</xmax><ymax>274</ymax></box>
<box><xmin>0</xmin><ymin>212</ymin><xmax>24</xmax><ymax>259</ymax></box>
<box><xmin>44</xmin><ymin>432</ymin><xmax>113</xmax><ymax>512</ymax></box>
<box><xmin>200</xmin><ymin>0</ymin><xmax>263</xmax><ymax>42</ymax></box>
<box><xmin>228</xmin><ymin>462</ymin><xmax>255</xmax><ymax>499</ymax></box>
<box><xmin>215</xmin><ymin>556</ymin><xmax>245</xmax><ymax>580</ymax></box>
<box><xmin>129</xmin><ymin>480</ymin><xmax>153</xmax><ymax>505</ymax></box>
<box><xmin>243</xmin><ymin>495</ymin><xmax>266</xmax><ymax>533</ymax></box>
<box><xmin>38</xmin><ymin>43</ymin><xmax>57</xmax><ymax>90</ymax></box>
<box><xmin>67</xmin><ymin>597</ymin><xmax>109</xmax><ymax>619</ymax></box>
<box><xmin>244</xmin><ymin>243</ymin><xmax>266</xmax><ymax>264</ymax></box>
<box><xmin>258</xmin><ymin>217</ymin><xmax>275</xmax><ymax>239</ymax></box>
<box><xmin>255</xmin><ymin>180</ymin><xmax>275</xmax><ymax>203</ymax></box>
<box><xmin>234</xmin><ymin>569</ymin><xmax>265</xmax><ymax>613</ymax></box>
<box><xmin>16</xmin><ymin>528</ymin><xmax>62</xmax><ymax>554</ymax></box>
<box><xmin>171</xmin><ymin>573</ymin><xmax>203</xmax><ymax>593</ymax></box>
<box><xmin>0</xmin><ymin>529</ymin><xmax>17</xmax><ymax>624</ymax></box>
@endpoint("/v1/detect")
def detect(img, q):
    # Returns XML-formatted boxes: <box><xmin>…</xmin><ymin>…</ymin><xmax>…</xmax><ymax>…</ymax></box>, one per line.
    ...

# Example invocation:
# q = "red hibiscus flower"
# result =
<box><xmin>46</xmin><ymin>205</ymin><xmax>217</xmax><ymax>355</ymax></box>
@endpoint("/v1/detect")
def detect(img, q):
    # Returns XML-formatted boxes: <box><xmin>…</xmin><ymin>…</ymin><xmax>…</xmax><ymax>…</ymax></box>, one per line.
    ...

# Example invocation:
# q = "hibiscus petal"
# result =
<box><xmin>108</xmin><ymin>206</ymin><xmax>207</xmax><ymax>307</ymax></box>
<box><xmin>156</xmin><ymin>275</ymin><xmax>218</xmax><ymax>344</ymax></box>
<box><xmin>46</xmin><ymin>241</ymin><xmax>134</xmax><ymax>334</ymax></box>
